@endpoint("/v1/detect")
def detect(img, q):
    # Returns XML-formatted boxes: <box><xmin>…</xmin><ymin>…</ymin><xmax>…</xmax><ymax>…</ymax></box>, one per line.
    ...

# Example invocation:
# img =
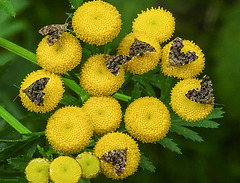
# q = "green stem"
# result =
<box><xmin>0</xmin><ymin>106</ymin><xmax>31</xmax><ymax>134</ymax></box>
<box><xmin>113</xmin><ymin>93</ymin><xmax>131</xmax><ymax>102</ymax></box>
<box><xmin>0</xmin><ymin>37</ymin><xmax>39</xmax><ymax>65</ymax></box>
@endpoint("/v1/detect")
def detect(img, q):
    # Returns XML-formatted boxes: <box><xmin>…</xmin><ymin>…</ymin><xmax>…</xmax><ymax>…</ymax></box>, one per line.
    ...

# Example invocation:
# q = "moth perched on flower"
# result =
<box><xmin>129</xmin><ymin>38</ymin><xmax>156</xmax><ymax>58</ymax></box>
<box><xmin>22</xmin><ymin>77</ymin><xmax>50</xmax><ymax>106</ymax></box>
<box><xmin>185</xmin><ymin>75</ymin><xmax>214</xmax><ymax>105</ymax></box>
<box><xmin>168</xmin><ymin>37</ymin><xmax>198</xmax><ymax>67</ymax></box>
<box><xmin>38</xmin><ymin>23</ymin><xmax>68</xmax><ymax>46</ymax></box>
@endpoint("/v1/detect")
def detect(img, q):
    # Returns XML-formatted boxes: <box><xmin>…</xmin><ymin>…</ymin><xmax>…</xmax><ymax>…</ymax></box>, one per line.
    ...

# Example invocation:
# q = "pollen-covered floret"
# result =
<box><xmin>124</xmin><ymin>97</ymin><xmax>171</xmax><ymax>143</ymax></box>
<box><xmin>72</xmin><ymin>0</ymin><xmax>122</xmax><ymax>46</ymax></box>
<box><xmin>132</xmin><ymin>7</ymin><xmax>175</xmax><ymax>43</ymax></box>
<box><xmin>82</xmin><ymin>96</ymin><xmax>122</xmax><ymax>135</ymax></box>
<box><xmin>45</xmin><ymin>106</ymin><xmax>93</xmax><ymax>154</ymax></box>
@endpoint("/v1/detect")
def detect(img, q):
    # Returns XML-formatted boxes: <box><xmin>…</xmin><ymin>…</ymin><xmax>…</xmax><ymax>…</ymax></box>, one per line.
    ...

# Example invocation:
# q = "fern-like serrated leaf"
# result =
<box><xmin>139</xmin><ymin>154</ymin><xmax>156</xmax><ymax>173</ymax></box>
<box><xmin>170</xmin><ymin>124</ymin><xmax>204</xmax><ymax>142</ymax></box>
<box><xmin>68</xmin><ymin>0</ymin><xmax>83</xmax><ymax>9</ymax></box>
<box><xmin>206</xmin><ymin>107</ymin><xmax>224</xmax><ymax>119</ymax></box>
<box><xmin>158</xmin><ymin>137</ymin><xmax>182</xmax><ymax>154</ymax></box>
<box><xmin>79</xmin><ymin>178</ymin><xmax>91</xmax><ymax>183</ymax></box>
<box><xmin>7</xmin><ymin>157</ymin><xmax>32</xmax><ymax>170</ymax></box>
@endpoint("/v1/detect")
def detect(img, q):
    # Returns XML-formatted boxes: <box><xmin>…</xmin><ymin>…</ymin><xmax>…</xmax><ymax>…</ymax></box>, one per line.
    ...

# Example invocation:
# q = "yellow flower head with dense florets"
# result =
<box><xmin>25</xmin><ymin>158</ymin><xmax>50</xmax><ymax>183</ymax></box>
<box><xmin>49</xmin><ymin>156</ymin><xmax>82</xmax><ymax>183</ymax></box>
<box><xmin>117</xmin><ymin>33</ymin><xmax>162</xmax><ymax>75</ymax></box>
<box><xmin>82</xmin><ymin>96</ymin><xmax>122</xmax><ymax>135</ymax></box>
<box><xmin>132</xmin><ymin>7</ymin><xmax>175</xmax><ymax>43</ymax></box>
<box><xmin>170</xmin><ymin>78</ymin><xmax>213</xmax><ymax>122</ymax></box>
<box><xmin>36</xmin><ymin>32</ymin><xmax>82</xmax><ymax>74</ymax></box>
<box><xmin>19</xmin><ymin>69</ymin><xmax>64</xmax><ymax>113</ymax></box>
<box><xmin>161</xmin><ymin>39</ymin><xmax>205</xmax><ymax>79</ymax></box>
<box><xmin>45</xmin><ymin>106</ymin><xmax>93</xmax><ymax>154</ymax></box>
<box><xmin>76</xmin><ymin>152</ymin><xmax>101</xmax><ymax>179</ymax></box>
<box><xmin>124</xmin><ymin>97</ymin><xmax>171</xmax><ymax>143</ymax></box>
<box><xmin>94</xmin><ymin>132</ymin><xmax>140</xmax><ymax>179</ymax></box>
<box><xmin>72</xmin><ymin>0</ymin><xmax>122</xmax><ymax>46</ymax></box>
<box><xmin>80</xmin><ymin>54</ymin><xmax>125</xmax><ymax>96</ymax></box>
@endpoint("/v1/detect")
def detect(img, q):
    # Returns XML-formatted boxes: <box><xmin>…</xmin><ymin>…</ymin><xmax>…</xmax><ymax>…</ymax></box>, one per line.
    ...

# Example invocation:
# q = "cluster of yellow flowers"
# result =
<box><xmin>20</xmin><ymin>0</ymin><xmax>215</xmax><ymax>182</ymax></box>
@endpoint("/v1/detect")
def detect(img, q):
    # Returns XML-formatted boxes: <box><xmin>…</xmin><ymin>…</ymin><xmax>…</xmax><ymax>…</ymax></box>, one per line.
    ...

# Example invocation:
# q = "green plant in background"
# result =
<box><xmin>0</xmin><ymin>0</ymin><xmax>224</xmax><ymax>182</ymax></box>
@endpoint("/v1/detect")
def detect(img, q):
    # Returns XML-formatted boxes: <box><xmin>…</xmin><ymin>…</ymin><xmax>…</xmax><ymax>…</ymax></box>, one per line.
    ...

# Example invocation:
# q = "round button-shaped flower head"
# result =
<box><xmin>117</xmin><ymin>33</ymin><xmax>162</xmax><ymax>75</ymax></box>
<box><xmin>80</xmin><ymin>54</ymin><xmax>125</xmax><ymax>96</ymax></box>
<box><xmin>82</xmin><ymin>96</ymin><xmax>122</xmax><ymax>135</ymax></box>
<box><xmin>161</xmin><ymin>39</ymin><xmax>205</xmax><ymax>79</ymax></box>
<box><xmin>36</xmin><ymin>32</ymin><xmax>82</xmax><ymax>74</ymax></box>
<box><xmin>72</xmin><ymin>0</ymin><xmax>121</xmax><ymax>46</ymax></box>
<box><xmin>49</xmin><ymin>156</ymin><xmax>82</xmax><ymax>183</ymax></box>
<box><xmin>124</xmin><ymin>97</ymin><xmax>171</xmax><ymax>143</ymax></box>
<box><xmin>132</xmin><ymin>7</ymin><xmax>175</xmax><ymax>43</ymax></box>
<box><xmin>46</xmin><ymin>106</ymin><xmax>93</xmax><ymax>154</ymax></box>
<box><xmin>25</xmin><ymin>158</ymin><xmax>50</xmax><ymax>183</ymax></box>
<box><xmin>19</xmin><ymin>69</ymin><xmax>64</xmax><ymax>113</ymax></box>
<box><xmin>170</xmin><ymin>78</ymin><xmax>213</xmax><ymax>122</ymax></box>
<box><xmin>76</xmin><ymin>152</ymin><xmax>100</xmax><ymax>179</ymax></box>
<box><xmin>94</xmin><ymin>132</ymin><xmax>140</xmax><ymax>179</ymax></box>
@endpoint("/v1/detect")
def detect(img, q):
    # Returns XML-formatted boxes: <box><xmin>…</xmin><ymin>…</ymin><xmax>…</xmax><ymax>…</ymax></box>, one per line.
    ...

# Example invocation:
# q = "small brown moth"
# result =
<box><xmin>129</xmin><ymin>38</ymin><xmax>156</xmax><ymax>58</ymax></box>
<box><xmin>38</xmin><ymin>23</ymin><xmax>68</xmax><ymax>46</ymax></box>
<box><xmin>100</xmin><ymin>147</ymin><xmax>128</xmax><ymax>176</ymax></box>
<box><xmin>22</xmin><ymin>77</ymin><xmax>50</xmax><ymax>106</ymax></box>
<box><xmin>168</xmin><ymin>37</ymin><xmax>198</xmax><ymax>67</ymax></box>
<box><xmin>185</xmin><ymin>75</ymin><xmax>214</xmax><ymax>105</ymax></box>
<box><xmin>103</xmin><ymin>55</ymin><xmax>131</xmax><ymax>76</ymax></box>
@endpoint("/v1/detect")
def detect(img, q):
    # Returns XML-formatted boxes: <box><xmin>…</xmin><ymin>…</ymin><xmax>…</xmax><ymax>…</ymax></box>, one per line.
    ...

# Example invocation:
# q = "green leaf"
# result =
<box><xmin>130</xmin><ymin>82</ymin><xmax>142</xmax><ymax>101</ymax></box>
<box><xmin>158</xmin><ymin>137</ymin><xmax>182</xmax><ymax>154</ymax></box>
<box><xmin>7</xmin><ymin>157</ymin><xmax>32</xmax><ymax>170</ymax></box>
<box><xmin>0</xmin><ymin>106</ymin><xmax>31</xmax><ymax>134</ymax></box>
<box><xmin>0</xmin><ymin>0</ymin><xmax>16</xmax><ymax>17</ymax></box>
<box><xmin>170</xmin><ymin>124</ymin><xmax>204</xmax><ymax>142</ymax></box>
<box><xmin>69</xmin><ymin>0</ymin><xmax>83</xmax><ymax>9</ymax></box>
<box><xmin>133</xmin><ymin>76</ymin><xmax>156</xmax><ymax>97</ymax></box>
<box><xmin>62</xmin><ymin>77</ymin><xmax>90</xmax><ymax>103</ymax></box>
<box><xmin>206</xmin><ymin>107</ymin><xmax>224</xmax><ymax>119</ymax></box>
<box><xmin>0</xmin><ymin>178</ymin><xmax>27</xmax><ymax>183</ymax></box>
<box><xmin>139</xmin><ymin>154</ymin><xmax>156</xmax><ymax>173</ymax></box>
<box><xmin>171</xmin><ymin>113</ymin><xmax>220</xmax><ymax>128</ymax></box>
<box><xmin>60</xmin><ymin>92</ymin><xmax>80</xmax><ymax>106</ymax></box>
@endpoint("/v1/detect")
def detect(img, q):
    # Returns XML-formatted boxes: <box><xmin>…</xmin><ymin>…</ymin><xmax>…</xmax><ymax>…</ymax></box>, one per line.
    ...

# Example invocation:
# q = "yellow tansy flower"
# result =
<box><xmin>72</xmin><ymin>0</ymin><xmax>122</xmax><ymax>46</ymax></box>
<box><xmin>36</xmin><ymin>32</ymin><xmax>82</xmax><ymax>74</ymax></box>
<box><xmin>25</xmin><ymin>158</ymin><xmax>50</xmax><ymax>183</ymax></box>
<box><xmin>82</xmin><ymin>96</ymin><xmax>122</xmax><ymax>135</ymax></box>
<box><xmin>124</xmin><ymin>97</ymin><xmax>171</xmax><ymax>143</ymax></box>
<box><xmin>45</xmin><ymin>106</ymin><xmax>93</xmax><ymax>154</ymax></box>
<box><xmin>19</xmin><ymin>69</ymin><xmax>64</xmax><ymax>113</ymax></box>
<box><xmin>117</xmin><ymin>33</ymin><xmax>162</xmax><ymax>75</ymax></box>
<box><xmin>80</xmin><ymin>54</ymin><xmax>125</xmax><ymax>96</ymax></box>
<box><xmin>49</xmin><ymin>156</ymin><xmax>82</xmax><ymax>183</ymax></box>
<box><xmin>76</xmin><ymin>152</ymin><xmax>100</xmax><ymax>179</ymax></box>
<box><xmin>94</xmin><ymin>132</ymin><xmax>140</xmax><ymax>179</ymax></box>
<box><xmin>132</xmin><ymin>7</ymin><xmax>175</xmax><ymax>43</ymax></box>
<box><xmin>170</xmin><ymin>79</ymin><xmax>213</xmax><ymax>122</ymax></box>
<box><xmin>161</xmin><ymin>39</ymin><xmax>205</xmax><ymax>79</ymax></box>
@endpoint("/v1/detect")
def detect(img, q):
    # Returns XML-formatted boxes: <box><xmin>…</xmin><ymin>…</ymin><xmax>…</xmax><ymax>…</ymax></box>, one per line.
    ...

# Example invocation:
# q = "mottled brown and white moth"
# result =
<box><xmin>22</xmin><ymin>77</ymin><xmax>50</xmax><ymax>106</ymax></box>
<box><xmin>39</xmin><ymin>23</ymin><xmax>68</xmax><ymax>46</ymax></box>
<box><xmin>103</xmin><ymin>55</ymin><xmax>131</xmax><ymax>76</ymax></box>
<box><xmin>168</xmin><ymin>37</ymin><xmax>198</xmax><ymax>67</ymax></box>
<box><xmin>100</xmin><ymin>147</ymin><xmax>128</xmax><ymax>176</ymax></box>
<box><xmin>185</xmin><ymin>75</ymin><xmax>214</xmax><ymax>105</ymax></box>
<box><xmin>129</xmin><ymin>38</ymin><xmax>156</xmax><ymax>58</ymax></box>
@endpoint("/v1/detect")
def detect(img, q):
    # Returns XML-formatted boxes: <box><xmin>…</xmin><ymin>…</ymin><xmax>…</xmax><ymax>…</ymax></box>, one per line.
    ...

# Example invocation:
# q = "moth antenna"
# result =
<box><xmin>13</xmin><ymin>84</ymin><xmax>21</xmax><ymax>89</ymax></box>
<box><xmin>13</xmin><ymin>94</ymin><xmax>20</xmax><ymax>102</ymax></box>
<box><xmin>213</xmin><ymin>103</ymin><xmax>224</xmax><ymax>106</ymax></box>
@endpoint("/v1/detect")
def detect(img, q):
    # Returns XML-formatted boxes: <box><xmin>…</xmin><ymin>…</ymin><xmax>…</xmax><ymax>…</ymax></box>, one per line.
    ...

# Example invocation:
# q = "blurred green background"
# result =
<box><xmin>0</xmin><ymin>0</ymin><xmax>240</xmax><ymax>182</ymax></box>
